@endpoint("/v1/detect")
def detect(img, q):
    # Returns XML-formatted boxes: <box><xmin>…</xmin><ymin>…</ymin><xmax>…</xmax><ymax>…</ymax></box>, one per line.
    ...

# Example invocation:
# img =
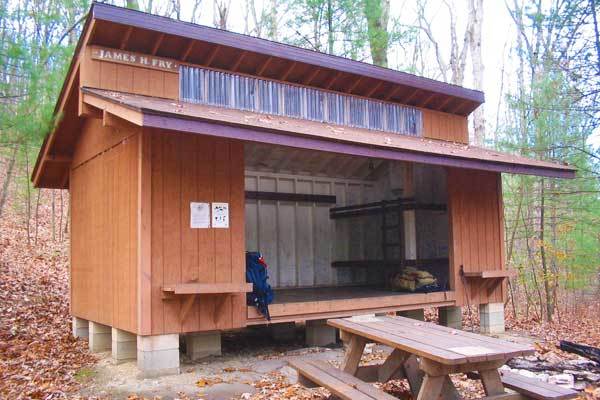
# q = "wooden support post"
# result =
<box><xmin>341</xmin><ymin>334</ymin><xmax>367</xmax><ymax>375</ymax></box>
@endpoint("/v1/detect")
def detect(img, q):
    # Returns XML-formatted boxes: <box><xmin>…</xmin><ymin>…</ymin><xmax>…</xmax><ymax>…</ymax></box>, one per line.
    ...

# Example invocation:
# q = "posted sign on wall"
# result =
<box><xmin>90</xmin><ymin>46</ymin><xmax>180</xmax><ymax>73</ymax></box>
<box><xmin>190</xmin><ymin>202</ymin><xmax>229</xmax><ymax>229</ymax></box>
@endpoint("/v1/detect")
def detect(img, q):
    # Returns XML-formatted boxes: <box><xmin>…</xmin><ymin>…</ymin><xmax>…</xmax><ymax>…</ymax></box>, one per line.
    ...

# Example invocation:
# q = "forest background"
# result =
<box><xmin>1</xmin><ymin>0</ymin><xmax>599</xmax><ymax>325</ymax></box>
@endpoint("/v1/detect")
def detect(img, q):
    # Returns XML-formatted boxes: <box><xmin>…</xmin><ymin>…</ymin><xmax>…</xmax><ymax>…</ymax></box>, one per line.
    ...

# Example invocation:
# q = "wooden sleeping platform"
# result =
<box><xmin>246</xmin><ymin>286</ymin><xmax>456</xmax><ymax>324</ymax></box>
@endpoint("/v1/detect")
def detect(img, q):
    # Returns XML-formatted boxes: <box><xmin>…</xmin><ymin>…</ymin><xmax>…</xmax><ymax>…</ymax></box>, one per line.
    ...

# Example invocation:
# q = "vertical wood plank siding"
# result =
<box><xmin>422</xmin><ymin>109</ymin><xmax>468</xmax><ymax>144</ymax></box>
<box><xmin>80</xmin><ymin>47</ymin><xmax>178</xmax><ymax>100</ymax></box>
<box><xmin>70</xmin><ymin>121</ymin><xmax>139</xmax><ymax>333</ymax></box>
<box><xmin>148</xmin><ymin>130</ymin><xmax>246</xmax><ymax>334</ymax></box>
<box><xmin>447</xmin><ymin>168</ymin><xmax>505</xmax><ymax>305</ymax></box>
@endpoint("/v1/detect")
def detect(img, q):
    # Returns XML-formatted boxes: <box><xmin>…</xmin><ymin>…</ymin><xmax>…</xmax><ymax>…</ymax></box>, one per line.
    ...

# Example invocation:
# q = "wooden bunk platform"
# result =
<box><xmin>246</xmin><ymin>286</ymin><xmax>455</xmax><ymax>324</ymax></box>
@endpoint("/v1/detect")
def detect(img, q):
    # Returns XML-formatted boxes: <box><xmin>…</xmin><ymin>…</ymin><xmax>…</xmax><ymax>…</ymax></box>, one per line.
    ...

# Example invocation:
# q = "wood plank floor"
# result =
<box><xmin>273</xmin><ymin>286</ymin><xmax>415</xmax><ymax>304</ymax></box>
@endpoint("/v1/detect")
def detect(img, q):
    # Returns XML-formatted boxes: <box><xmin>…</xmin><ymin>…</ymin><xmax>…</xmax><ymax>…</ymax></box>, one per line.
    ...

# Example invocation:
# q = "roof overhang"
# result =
<box><xmin>78</xmin><ymin>88</ymin><xmax>576</xmax><ymax>180</ymax></box>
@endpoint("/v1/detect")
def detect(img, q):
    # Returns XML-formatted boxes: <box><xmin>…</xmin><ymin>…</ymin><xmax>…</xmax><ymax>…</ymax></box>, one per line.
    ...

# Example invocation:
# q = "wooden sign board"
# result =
<box><xmin>90</xmin><ymin>46</ymin><xmax>179</xmax><ymax>73</ymax></box>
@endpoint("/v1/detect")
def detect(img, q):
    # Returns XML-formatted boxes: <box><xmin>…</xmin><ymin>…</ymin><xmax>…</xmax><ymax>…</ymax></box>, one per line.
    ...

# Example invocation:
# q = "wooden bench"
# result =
<box><xmin>468</xmin><ymin>370</ymin><xmax>579</xmax><ymax>400</ymax></box>
<box><xmin>498</xmin><ymin>370</ymin><xmax>578</xmax><ymax>400</ymax></box>
<box><xmin>161</xmin><ymin>282</ymin><xmax>253</xmax><ymax>323</ymax></box>
<box><xmin>288</xmin><ymin>358</ymin><xmax>398</xmax><ymax>400</ymax></box>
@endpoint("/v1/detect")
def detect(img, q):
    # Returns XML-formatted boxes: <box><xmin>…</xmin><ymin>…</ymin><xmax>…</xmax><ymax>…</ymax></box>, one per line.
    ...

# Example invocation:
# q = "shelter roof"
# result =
<box><xmin>77</xmin><ymin>88</ymin><xmax>576</xmax><ymax>180</ymax></box>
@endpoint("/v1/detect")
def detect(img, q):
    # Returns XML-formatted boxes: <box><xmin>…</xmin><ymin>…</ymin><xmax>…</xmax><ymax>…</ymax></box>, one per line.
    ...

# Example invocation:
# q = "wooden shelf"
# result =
<box><xmin>462</xmin><ymin>270</ymin><xmax>516</xmax><ymax>279</ymax></box>
<box><xmin>332</xmin><ymin>258</ymin><xmax>449</xmax><ymax>268</ymax></box>
<box><xmin>162</xmin><ymin>282</ymin><xmax>253</xmax><ymax>295</ymax></box>
<box><xmin>329</xmin><ymin>198</ymin><xmax>446</xmax><ymax>220</ymax></box>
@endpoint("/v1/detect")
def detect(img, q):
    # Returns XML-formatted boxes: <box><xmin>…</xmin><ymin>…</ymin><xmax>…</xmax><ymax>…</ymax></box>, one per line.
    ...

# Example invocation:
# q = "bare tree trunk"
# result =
<box><xmin>268</xmin><ymin>0</ymin><xmax>278</xmax><ymax>40</ymax></box>
<box><xmin>59</xmin><ymin>190</ymin><xmax>64</xmax><ymax>242</ymax></box>
<box><xmin>52</xmin><ymin>189</ymin><xmax>56</xmax><ymax>242</ymax></box>
<box><xmin>213</xmin><ymin>0</ymin><xmax>231</xmax><ymax>30</ymax></box>
<box><xmin>25</xmin><ymin>147</ymin><xmax>31</xmax><ymax>245</ymax></box>
<box><xmin>362</xmin><ymin>0</ymin><xmax>390</xmax><ymax>67</ymax></box>
<box><xmin>327</xmin><ymin>0</ymin><xmax>334</xmax><ymax>54</ymax></box>
<box><xmin>34</xmin><ymin>189</ymin><xmax>41</xmax><ymax>245</ymax></box>
<box><xmin>539</xmin><ymin>179</ymin><xmax>553</xmax><ymax>322</ymax></box>
<box><xmin>469</xmin><ymin>0</ymin><xmax>485</xmax><ymax>144</ymax></box>
<box><xmin>0</xmin><ymin>145</ymin><xmax>18</xmax><ymax>218</ymax></box>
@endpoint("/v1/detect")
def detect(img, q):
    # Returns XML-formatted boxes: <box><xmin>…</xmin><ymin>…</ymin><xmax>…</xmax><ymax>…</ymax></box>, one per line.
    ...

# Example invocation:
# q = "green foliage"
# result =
<box><xmin>0</xmin><ymin>0</ymin><xmax>90</xmax><ymax>152</ymax></box>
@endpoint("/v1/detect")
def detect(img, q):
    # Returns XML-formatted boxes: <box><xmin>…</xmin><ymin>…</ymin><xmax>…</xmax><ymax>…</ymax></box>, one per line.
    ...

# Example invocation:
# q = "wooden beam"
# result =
<box><xmin>78</xmin><ymin>99</ymin><xmax>102</xmax><ymax>119</ymax></box>
<box><xmin>181</xmin><ymin>40</ymin><xmax>195</xmax><ymax>61</ymax></box>
<box><xmin>303</xmin><ymin>68</ymin><xmax>321</xmax><ymax>85</ymax></box>
<box><xmin>120</xmin><ymin>26</ymin><xmax>133</xmax><ymax>50</ymax></box>
<box><xmin>257</xmin><ymin>56</ymin><xmax>272</xmax><ymax>76</ymax></box>
<box><xmin>83</xmin><ymin>92</ymin><xmax>144</xmax><ymax>126</ymax></box>
<box><xmin>204</xmin><ymin>45</ymin><xmax>220</xmax><ymax>67</ymax></box>
<box><xmin>325</xmin><ymin>71</ymin><xmax>341</xmax><ymax>89</ymax></box>
<box><xmin>231</xmin><ymin>51</ymin><xmax>247</xmax><ymax>72</ymax></box>
<box><xmin>44</xmin><ymin>154</ymin><xmax>72</xmax><ymax>163</ymax></box>
<box><xmin>346</xmin><ymin>76</ymin><xmax>363</xmax><ymax>94</ymax></box>
<box><xmin>450</xmin><ymin>99</ymin><xmax>468</xmax><ymax>114</ymax></box>
<box><xmin>280</xmin><ymin>61</ymin><xmax>296</xmax><ymax>80</ymax></box>
<box><xmin>400</xmin><ymin>88</ymin><xmax>421</xmax><ymax>104</ymax></box>
<box><xmin>365</xmin><ymin>81</ymin><xmax>384</xmax><ymax>97</ymax></box>
<box><xmin>384</xmin><ymin>85</ymin><xmax>402</xmax><ymax>101</ymax></box>
<box><xmin>162</xmin><ymin>282</ymin><xmax>253</xmax><ymax>295</ymax></box>
<box><xmin>151</xmin><ymin>33</ymin><xmax>165</xmax><ymax>55</ymax></box>
<box><xmin>418</xmin><ymin>92</ymin><xmax>437</xmax><ymax>108</ymax></box>
<box><xmin>436</xmin><ymin>95</ymin><xmax>454</xmax><ymax>111</ymax></box>
<box><xmin>245</xmin><ymin>191</ymin><xmax>337</xmax><ymax>204</ymax></box>
<box><xmin>179</xmin><ymin>294</ymin><xmax>197</xmax><ymax>322</ymax></box>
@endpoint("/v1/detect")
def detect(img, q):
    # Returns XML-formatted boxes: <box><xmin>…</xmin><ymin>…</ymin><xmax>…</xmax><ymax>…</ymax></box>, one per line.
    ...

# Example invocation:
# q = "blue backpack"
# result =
<box><xmin>246</xmin><ymin>252</ymin><xmax>274</xmax><ymax>320</ymax></box>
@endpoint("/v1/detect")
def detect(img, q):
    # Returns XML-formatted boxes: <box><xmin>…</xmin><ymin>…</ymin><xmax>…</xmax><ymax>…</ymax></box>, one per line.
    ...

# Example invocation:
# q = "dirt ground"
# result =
<box><xmin>74</xmin><ymin>324</ymin><xmax>543</xmax><ymax>400</ymax></box>
<box><xmin>77</xmin><ymin>326</ymin><xmax>343</xmax><ymax>399</ymax></box>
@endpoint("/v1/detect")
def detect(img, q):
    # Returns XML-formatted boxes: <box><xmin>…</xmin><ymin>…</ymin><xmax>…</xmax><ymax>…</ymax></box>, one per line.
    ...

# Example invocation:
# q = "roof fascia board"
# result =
<box><xmin>82</xmin><ymin>92</ymin><xmax>144</xmax><ymax>126</ymax></box>
<box><xmin>91</xmin><ymin>3</ymin><xmax>484</xmax><ymax>104</ymax></box>
<box><xmin>141</xmin><ymin>112</ymin><xmax>575</xmax><ymax>179</ymax></box>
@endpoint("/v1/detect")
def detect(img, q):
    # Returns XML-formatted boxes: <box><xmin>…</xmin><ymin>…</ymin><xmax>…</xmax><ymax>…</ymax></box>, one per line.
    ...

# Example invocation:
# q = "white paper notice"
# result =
<box><xmin>190</xmin><ymin>202</ymin><xmax>210</xmax><ymax>228</ymax></box>
<box><xmin>212</xmin><ymin>202</ymin><xmax>229</xmax><ymax>228</ymax></box>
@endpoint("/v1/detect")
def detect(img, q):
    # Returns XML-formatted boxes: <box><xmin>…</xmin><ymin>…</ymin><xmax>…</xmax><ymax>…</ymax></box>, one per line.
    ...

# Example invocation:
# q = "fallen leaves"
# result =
<box><xmin>0</xmin><ymin>192</ymin><xmax>96</xmax><ymax>399</ymax></box>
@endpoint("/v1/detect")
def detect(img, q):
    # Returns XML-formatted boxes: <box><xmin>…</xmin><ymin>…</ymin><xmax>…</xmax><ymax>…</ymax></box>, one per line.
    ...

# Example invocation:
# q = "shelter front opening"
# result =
<box><xmin>244</xmin><ymin>142</ymin><xmax>454</xmax><ymax>323</ymax></box>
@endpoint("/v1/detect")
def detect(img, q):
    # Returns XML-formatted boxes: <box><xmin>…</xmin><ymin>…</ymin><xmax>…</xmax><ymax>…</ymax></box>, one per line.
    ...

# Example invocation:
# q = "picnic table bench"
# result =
<box><xmin>289</xmin><ymin>315</ymin><xmax>578</xmax><ymax>400</ymax></box>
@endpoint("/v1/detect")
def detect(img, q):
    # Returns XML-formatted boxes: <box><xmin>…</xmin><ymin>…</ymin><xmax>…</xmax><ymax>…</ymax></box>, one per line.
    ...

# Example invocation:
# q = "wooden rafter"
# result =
<box><xmin>280</xmin><ymin>61</ymin><xmax>296</xmax><ymax>80</ymax></box>
<box><xmin>437</xmin><ymin>95</ymin><xmax>454</xmax><ymax>111</ymax></box>
<box><xmin>257</xmin><ymin>56</ymin><xmax>272</xmax><ymax>76</ymax></box>
<box><xmin>181</xmin><ymin>40</ymin><xmax>195</xmax><ymax>62</ymax></box>
<box><xmin>346</xmin><ymin>76</ymin><xmax>363</xmax><ymax>94</ymax></box>
<box><xmin>231</xmin><ymin>51</ymin><xmax>247</xmax><ymax>72</ymax></box>
<box><xmin>400</xmin><ymin>89</ymin><xmax>421</xmax><ymax>104</ymax></box>
<box><xmin>450</xmin><ymin>99</ymin><xmax>468</xmax><ymax>114</ymax></box>
<box><xmin>325</xmin><ymin>72</ymin><xmax>341</xmax><ymax>89</ymax></box>
<box><xmin>384</xmin><ymin>85</ymin><xmax>402</xmax><ymax>101</ymax></box>
<box><xmin>151</xmin><ymin>33</ymin><xmax>165</xmax><ymax>55</ymax></box>
<box><xmin>304</xmin><ymin>68</ymin><xmax>321</xmax><ymax>85</ymax></box>
<box><xmin>418</xmin><ymin>93</ymin><xmax>437</xmax><ymax>108</ymax></box>
<box><xmin>365</xmin><ymin>81</ymin><xmax>384</xmax><ymax>97</ymax></box>
<box><xmin>204</xmin><ymin>45</ymin><xmax>220</xmax><ymax>67</ymax></box>
<box><xmin>119</xmin><ymin>26</ymin><xmax>133</xmax><ymax>50</ymax></box>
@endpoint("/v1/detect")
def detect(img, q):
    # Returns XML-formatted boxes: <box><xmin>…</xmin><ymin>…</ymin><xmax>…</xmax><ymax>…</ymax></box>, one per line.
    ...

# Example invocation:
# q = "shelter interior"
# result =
<box><xmin>244</xmin><ymin>142</ymin><xmax>451</xmax><ymax>317</ymax></box>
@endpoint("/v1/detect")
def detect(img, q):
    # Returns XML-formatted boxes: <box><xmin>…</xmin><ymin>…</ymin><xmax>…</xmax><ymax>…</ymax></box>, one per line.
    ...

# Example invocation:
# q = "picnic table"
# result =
<box><xmin>290</xmin><ymin>315</ymin><xmax>578</xmax><ymax>400</ymax></box>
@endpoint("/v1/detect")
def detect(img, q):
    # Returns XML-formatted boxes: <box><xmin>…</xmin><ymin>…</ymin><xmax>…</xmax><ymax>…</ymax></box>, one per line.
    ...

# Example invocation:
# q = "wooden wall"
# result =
<box><xmin>70</xmin><ymin>119</ymin><xmax>139</xmax><ymax>333</ymax></box>
<box><xmin>244</xmin><ymin>171</ymin><xmax>381</xmax><ymax>288</ymax></box>
<box><xmin>447</xmin><ymin>168</ymin><xmax>506</xmax><ymax>305</ymax></box>
<box><xmin>80</xmin><ymin>47</ymin><xmax>178</xmax><ymax>99</ymax></box>
<box><xmin>422</xmin><ymin>109</ymin><xmax>469</xmax><ymax>144</ymax></box>
<box><xmin>148</xmin><ymin>130</ymin><xmax>246</xmax><ymax>335</ymax></box>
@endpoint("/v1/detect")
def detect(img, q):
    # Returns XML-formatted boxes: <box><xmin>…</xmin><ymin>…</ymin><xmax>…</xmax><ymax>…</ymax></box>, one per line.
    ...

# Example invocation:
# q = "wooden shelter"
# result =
<box><xmin>33</xmin><ymin>3</ymin><xmax>575</xmax><ymax>375</ymax></box>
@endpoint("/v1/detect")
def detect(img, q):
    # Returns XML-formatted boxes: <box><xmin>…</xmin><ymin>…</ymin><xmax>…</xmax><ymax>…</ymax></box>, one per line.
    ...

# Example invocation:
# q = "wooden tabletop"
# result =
<box><xmin>328</xmin><ymin>315</ymin><xmax>534</xmax><ymax>365</ymax></box>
